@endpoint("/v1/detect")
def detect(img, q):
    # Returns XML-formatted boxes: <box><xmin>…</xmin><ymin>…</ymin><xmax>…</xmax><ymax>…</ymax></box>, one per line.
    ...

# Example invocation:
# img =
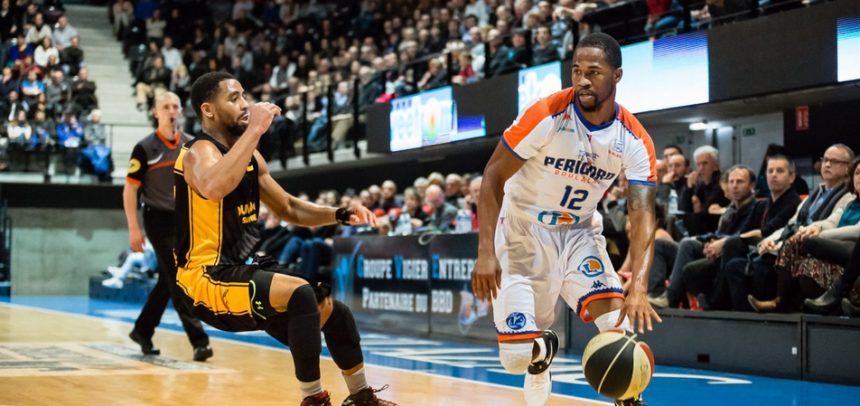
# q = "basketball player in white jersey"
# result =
<box><xmin>472</xmin><ymin>33</ymin><xmax>661</xmax><ymax>406</ymax></box>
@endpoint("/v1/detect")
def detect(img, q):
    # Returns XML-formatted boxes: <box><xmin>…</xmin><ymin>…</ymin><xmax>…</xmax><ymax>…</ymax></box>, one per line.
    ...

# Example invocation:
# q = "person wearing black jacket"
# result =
<box><xmin>135</xmin><ymin>55</ymin><xmax>171</xmax><ymax>111</ymax></box>
<box><xmin>704</xmin><ymin>155</ymin><xmax>802</xmax><ymax>310</ymax></box>
<box><xmin>531</xmin><ymin>26</ymin><xmax>558</xmax><ymax>66</ymax></box>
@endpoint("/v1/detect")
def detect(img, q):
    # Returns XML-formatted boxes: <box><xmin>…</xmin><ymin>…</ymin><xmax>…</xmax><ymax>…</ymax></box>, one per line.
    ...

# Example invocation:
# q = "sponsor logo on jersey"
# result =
<box><xmin>578</xmin><ymin>256</ymin><xmax>605</xmax><ymax>277</ymax></box>
<box><xmin>506</xmin><ymin>312</ymin><xmax>527</xmax><ymax>330</ymax></box>
<box><xmin>543</xmin><ymin>156</ymin><xmax>616</xmax><ymax>182</ymax></box>
<box><xmin>537</xmin><ymin>211</ymin><xmax>580</xmax><ymax>225</ymax></box>
<box><xmin>128</xmin><ymin>158</ymin><xmax>141</xmax><ymax>174</ymax></box>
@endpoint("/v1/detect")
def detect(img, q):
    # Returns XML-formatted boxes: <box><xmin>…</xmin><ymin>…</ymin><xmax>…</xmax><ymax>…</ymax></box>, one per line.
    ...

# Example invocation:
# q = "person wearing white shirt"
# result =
<box><xmin>160</xmin><ymin>36</ymin><xmax>183</xmax><ymax>71</ymax></box>
<box><xmin>52</xmin><ymin>15</ymin><xmax>78</xmax><ymax>49</ymax></box>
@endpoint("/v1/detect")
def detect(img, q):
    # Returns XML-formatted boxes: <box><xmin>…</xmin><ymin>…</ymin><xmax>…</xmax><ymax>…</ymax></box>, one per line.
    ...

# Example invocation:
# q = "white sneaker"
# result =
<box><xmin>107</xmin><ymin>266</ymin><xmax>122</xmax><ymax>278</ymax></box>
<box><xmin>524</xmin><ymin>368</ymin><xmax>552</xmax><ymax>406</ymax></box>
<box><xmin>102</xmin><ymin>277</ymin><xmax>123</xmax><ymax>289</ymax></box>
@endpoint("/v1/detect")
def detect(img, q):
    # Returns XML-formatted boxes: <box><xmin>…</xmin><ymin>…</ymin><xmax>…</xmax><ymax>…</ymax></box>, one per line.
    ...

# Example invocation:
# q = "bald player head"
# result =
<box><xmin>153</xmin><ymin>91</ymin><xmax>182</xmax><ymax>133</ymax></box>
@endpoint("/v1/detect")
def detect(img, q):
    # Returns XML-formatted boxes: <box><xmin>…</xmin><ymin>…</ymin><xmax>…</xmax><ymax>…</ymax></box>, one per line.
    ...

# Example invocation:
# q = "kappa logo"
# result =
<box><xmin>578</xmin><ymin>256</ymin><xmax>605</xmax><ymax>277</ymax></box>
<box><xmin>506</xmin><ymin>312</ymin><xmax>527</xmax><ymax>330</ymax></box>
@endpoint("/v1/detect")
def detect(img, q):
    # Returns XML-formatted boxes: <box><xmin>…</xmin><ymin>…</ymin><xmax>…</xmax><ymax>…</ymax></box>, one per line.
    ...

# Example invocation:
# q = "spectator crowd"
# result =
<box><xmin>0</xmin><ymin>0</ymin><xmax>109</xmax><ymax>179</ymax></box>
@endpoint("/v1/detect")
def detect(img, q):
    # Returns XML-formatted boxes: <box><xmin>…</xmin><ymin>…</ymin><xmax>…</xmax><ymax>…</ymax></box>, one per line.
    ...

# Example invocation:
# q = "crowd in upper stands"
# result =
<box><xmin>111</xmin><ymin>0</ymin><xmax>802</xmax><ymax>166</ymax></box>
<box><xmin>0</xmin><ymin>1</ymin><xmax>107</xmax><ymax>179</ymax></box>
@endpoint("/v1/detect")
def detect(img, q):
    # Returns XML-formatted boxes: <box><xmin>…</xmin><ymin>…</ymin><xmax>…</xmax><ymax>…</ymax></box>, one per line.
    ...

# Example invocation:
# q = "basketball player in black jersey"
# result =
<box><xmin>175</xmin><ymin>72</ymin><xmax>396</xmax><ymax>406</ymax></box>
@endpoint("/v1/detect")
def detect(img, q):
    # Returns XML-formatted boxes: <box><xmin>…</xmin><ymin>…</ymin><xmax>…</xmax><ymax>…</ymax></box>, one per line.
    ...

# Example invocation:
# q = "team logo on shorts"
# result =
<box><xmin>506</xmin><ymin>312</ymin><xmax>527</xmax><ymax>330</ymax></box>
<box><xmin>578</xmin><ymin>256</ymin><xmax>605</xmax><ymax>277</ymax></box>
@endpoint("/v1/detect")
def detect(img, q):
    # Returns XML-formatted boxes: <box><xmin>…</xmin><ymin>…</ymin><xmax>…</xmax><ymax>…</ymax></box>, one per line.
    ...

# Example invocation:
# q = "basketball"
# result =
<box><xmin>582</xmin><ymin>330</ymin><xmax>655</xmax><ymax>400</ymax></box>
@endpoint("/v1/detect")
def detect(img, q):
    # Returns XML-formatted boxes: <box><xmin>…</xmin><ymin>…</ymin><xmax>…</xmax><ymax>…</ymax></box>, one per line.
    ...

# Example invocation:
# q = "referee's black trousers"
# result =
<box><xmin>134</xmin><ymin>207</ymin><xmax>209</xmax><ymax>348</ymax></box>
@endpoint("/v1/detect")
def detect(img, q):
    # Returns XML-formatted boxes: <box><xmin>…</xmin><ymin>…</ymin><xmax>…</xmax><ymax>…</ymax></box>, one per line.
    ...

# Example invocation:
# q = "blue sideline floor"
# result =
<box><xmin>3</xmin><ymin>295</ymin><xmax>859</xmax><ymax>405</ymax></box>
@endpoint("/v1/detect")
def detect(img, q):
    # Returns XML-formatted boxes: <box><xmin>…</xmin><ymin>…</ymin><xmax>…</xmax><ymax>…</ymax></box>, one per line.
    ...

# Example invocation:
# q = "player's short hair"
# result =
<box><xmin>767</xmin><ymin>154</ymin><xmax>795</xmax><ymax>174</ymax></box>
<box><xmin>190</xmin><ymin>71</ymin><xmax>235</xmax><ymax>119</ymax></box>
<box><xmin>576</xmin><ymin>33</ymin><xmax>622</xmax><ymax>69</ymax></box>
<box><xmin>693</xmin><ymin>145</ymin><xmax>719</xmax><ymax>162</ymax></box>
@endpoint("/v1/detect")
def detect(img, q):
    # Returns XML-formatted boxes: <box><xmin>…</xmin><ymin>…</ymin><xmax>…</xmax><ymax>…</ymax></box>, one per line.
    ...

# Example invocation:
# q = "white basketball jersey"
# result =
<box><xmin>501</xmin><ymin>87</ymin><xmax>657</xmax><ymax>226</ymax></box>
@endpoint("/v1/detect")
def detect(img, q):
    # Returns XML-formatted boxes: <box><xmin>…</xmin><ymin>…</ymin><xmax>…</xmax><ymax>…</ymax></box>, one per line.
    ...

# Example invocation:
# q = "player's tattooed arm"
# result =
<box><xmin>618</xmin><ymin>183</ymin><xmax>662</xmax><ymax>333</ymax></box>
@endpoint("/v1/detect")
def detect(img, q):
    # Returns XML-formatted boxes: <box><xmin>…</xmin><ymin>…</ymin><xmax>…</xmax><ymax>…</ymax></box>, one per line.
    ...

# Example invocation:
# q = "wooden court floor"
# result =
<box><xmin>0</xmin><ymin>303</ymin><xmax>605</xmax><ymax>405</ymax></box>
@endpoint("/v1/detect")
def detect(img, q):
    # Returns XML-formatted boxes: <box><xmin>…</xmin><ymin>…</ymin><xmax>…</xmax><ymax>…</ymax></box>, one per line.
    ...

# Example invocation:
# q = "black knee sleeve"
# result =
<box><xmin>286</xmin><ymin>284</ymin><xmax>322</xmax><ymax>382</ymax></box>
<box><xmin>321</xmin><ymin>300</ymin><xmax>363</xmax><ymax>370</ymax></box>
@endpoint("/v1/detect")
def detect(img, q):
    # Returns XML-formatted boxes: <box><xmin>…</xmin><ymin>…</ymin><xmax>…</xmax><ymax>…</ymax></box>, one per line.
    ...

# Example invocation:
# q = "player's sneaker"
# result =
<box><xmin>615</xmin><ymin>394</ymin><xmax>647</xmax><ymax>405</ymax></box>
<box><xmin>341</xmin><ymin>385</ymin><xmax>397</xmax><ymax>405</ymax></box>
<box><xmin>101</xmin><ymin>277</ymin><xmax>123</xmax><ymax>289</ymax></box>
<box><xmin>301</xmin><ymin>391</ymin><xmax>332</xmax><ymax>406</ymax></box>
<box><xmin>524</xmin><ymin>330</ymin><xmax>558</xmax><ymax>406</ymax></box>
<box><xmin>524</xmin><ymin>368</ymin><xmax>552</xmax><ymax>406</ymax></box>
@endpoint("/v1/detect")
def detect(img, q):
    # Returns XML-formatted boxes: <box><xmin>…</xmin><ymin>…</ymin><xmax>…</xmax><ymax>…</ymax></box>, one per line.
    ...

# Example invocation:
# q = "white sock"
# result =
<box><xmin>299</xmin><ymin>380</ymin><xmax>323</xmax><ymax>399</ymax></box>
<box><xmin>594</xmin><ymin>309</ymin><xmax>630</xmax><ymax>333</ymax></box>
<box><xmin>531</xmin><ymin>336</ymin><xmax>547</xmax><ymax>363</ymax></box>
<box><xmin>343</xmin><ymin>367</ymin><xmax>368</xmax><ymax>395</ymax></box>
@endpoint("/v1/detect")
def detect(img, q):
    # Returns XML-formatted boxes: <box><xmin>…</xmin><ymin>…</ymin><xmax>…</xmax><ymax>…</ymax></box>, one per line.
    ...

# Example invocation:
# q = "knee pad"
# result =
<box><xmin>288</xmin><ymin>284</ymin><xmax>319</xmax><ymax>316</ymax></box>
<box><xmin>322</xmin><ymin>300</ymin><xmax>363</xmax><ymax>370</ymax></box>
<box><xmin>498</xmin><ymin>342</ymin><xmax>534</xmax><ymax>374</ymax></box>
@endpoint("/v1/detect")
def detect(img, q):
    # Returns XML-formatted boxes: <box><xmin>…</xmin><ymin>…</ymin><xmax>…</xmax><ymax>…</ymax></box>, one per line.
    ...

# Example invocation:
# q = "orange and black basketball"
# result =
<box><xmin>582</xmin><ymin>329</ymin><xmax>655</xmax><ymax>400</ymax></box>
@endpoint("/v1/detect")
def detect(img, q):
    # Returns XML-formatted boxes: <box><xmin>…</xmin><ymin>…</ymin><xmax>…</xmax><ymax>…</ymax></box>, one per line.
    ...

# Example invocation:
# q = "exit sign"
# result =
<box><xmin>743</xmin><ymin>127</ymin><xmax>756</xmax><ymax>136</ymax></box>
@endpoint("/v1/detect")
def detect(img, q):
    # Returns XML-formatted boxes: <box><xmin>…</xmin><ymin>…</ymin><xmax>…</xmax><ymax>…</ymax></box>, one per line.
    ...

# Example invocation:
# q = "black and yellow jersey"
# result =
<box><xmin>173</xmin><ymin>133</ymin><xmax>261</xmax><ymax>270</ymax></box>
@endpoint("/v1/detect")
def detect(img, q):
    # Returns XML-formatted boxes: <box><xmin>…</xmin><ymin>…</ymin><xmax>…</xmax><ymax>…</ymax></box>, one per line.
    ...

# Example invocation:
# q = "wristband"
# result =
<box><xmin>335</xmin><ymin>207</ymin><xmax>353</xmax><ymax>225</ymax></box>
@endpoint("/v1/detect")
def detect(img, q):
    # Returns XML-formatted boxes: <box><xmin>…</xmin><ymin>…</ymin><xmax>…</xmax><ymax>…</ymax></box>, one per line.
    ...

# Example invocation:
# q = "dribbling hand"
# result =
<box><xmin>616</xmin><ymin>291</ymin><xmax>662</xmax><ymax>334</ymax></box>
<box><xmin>346</xmin><ymin>204</ymin><xmax>378</xmax><ymax>227</ymax></box>
<box><xmin>247</xmin><ymin>102</ymin><xmax>281</xmax><ymax>137</ymax></box>
<box><xmin>471</xmin><ymin>253</ymin><xmax>501</xmax><ymax>302</ymax></box>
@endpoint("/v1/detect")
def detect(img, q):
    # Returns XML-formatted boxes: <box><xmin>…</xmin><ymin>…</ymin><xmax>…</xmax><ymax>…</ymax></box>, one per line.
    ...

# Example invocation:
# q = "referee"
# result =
<box><xmin>124</xmin><ymin>92</ymin><xmax>212</xmax><ymax>361</ymax></box>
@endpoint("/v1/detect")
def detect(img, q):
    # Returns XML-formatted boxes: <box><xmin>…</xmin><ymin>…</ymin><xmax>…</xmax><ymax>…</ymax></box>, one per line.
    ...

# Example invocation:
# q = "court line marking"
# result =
<box><xmin>0</xmin><ymin>301</ymin><xmax>610</xmax><ymax>405</ymax></box>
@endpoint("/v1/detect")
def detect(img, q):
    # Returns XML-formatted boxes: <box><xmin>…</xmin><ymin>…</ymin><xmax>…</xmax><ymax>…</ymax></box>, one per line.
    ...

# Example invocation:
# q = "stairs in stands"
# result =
<box><xmin>64</xmin><ymin>4</ymin><xmax>151</xmax><ymax>181</ymax></box>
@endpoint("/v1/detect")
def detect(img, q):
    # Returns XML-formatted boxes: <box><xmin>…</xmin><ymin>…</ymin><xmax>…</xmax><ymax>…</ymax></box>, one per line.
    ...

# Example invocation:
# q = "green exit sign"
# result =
<box><xmin>743</xmin><ymin>127</ymin><xmax>756</xmax><ymax>136</ymax></box>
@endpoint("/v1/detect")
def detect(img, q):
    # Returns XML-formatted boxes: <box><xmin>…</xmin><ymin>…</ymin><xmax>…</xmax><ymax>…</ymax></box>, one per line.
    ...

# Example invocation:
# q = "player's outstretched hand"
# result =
<box><xmin>346</xmin><ymin>204</ymin><xmax>378</xmax><ymax>227</ymax></box>
<box><xmin>471</xmin><ymin>254</ymin><xmax>501</xmax><ymax>302</ymax></box>
<box><xmin>247</xmin><ymin>102</ymin><xmax>281</xmax><ymax>137</ymax></box>
<box><xmin>616</xmin><ymin>291</ymin><xmax>662</xmax><ymax>334</ymax></box>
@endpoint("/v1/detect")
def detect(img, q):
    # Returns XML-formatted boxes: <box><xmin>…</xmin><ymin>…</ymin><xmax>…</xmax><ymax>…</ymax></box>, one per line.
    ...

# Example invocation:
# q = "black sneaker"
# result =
<box><xmin>341</xmin><ymin>385</ymin><xmax>398</xmax><ymax>406</ymax></box>
<box><xmin>301</xmin><ymin>391</ymin><xmax>332</xmax><ymax>406</ymax></box>
<box><xmin>129</xmin><ymin>329</ymin><xmax>160</xmax><ymax>355</ymax></box>
<box><xmin>527</xmin><ymin>330</ymin><xmax>558</xmax><ymax>375</ymax></box>
<box><xmin>193</xmin><ymin>345</ymin><xmax>213</xmax><ymax>362</ymax></box>
<box><xmin>615</xmin><ymin>394</ymin><xmax>647</xmax><ymax>405</ymax></box>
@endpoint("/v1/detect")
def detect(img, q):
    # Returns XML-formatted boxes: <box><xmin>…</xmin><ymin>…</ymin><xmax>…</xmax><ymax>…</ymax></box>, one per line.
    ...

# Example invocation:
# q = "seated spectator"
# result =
<box><xmin>31</xmin><ymin>109</ymin><xmax>55</xmax><ymax>148</ymax></box>
<box><xmin>619</xmin><ymin>204</ymin><xmax>678</xmax><ymax>298</ymax></box>
<box><xmin>755</xmin><ymin>144</ymin><xmax>810</xmax><ymax>198</ymax></box>
<box><xmin>492</xmin><ymin>29</ymin><xmax>531</xmax><ymax>77</ymax></box>
<box><xmin>704</xmin><ymin>155</ymin><xmax>802</xmax><ymax>311</ymax></box>
<box><xmin>160</xmin><ymin>36</ymin><xmax>182</xmax><ymax>71</ymax></box>
<box><xmin>400</xmin><ymin>187</ymin><xmax>429</xmax><ymax>228</ymax></box>
<box><xmin>378</xmin><ymin>180</ymin><xmax>403</xmax><ymax>213</ymax></box>
<box><xmin>306</xmin><ymin>80</ymin><xmax>351</xmax><ymax>151</ymax></box>
<box><xmin>70</xmin><ymin>67</ymin><xmax>97</xmax><ymax>115</ymax></box>
<box><xmin>464</xmin><ymin>176</ymin><xmax>483</xmax><ymax>230</ymax></box>
<box><xmin>145</xmin><ymin>9</ymin><xmax>166</xmax><ymax>44</ymax></box>
<box><xmin>52</xmin><ymin>15</ymin><xmax>77</xmax><ymax>50</ymax></box>
<box><xmin>56</xmin><ymin>110</ymin><xmax>83</xmax><ymax>173</ymax></box>
<box><xmin>102</xmin><ymin>240</ymin><xmax>157</xmax><ymax>289</ymax></box>
<box><xmin>19</xmin><ymin>69</ymin><xmax>45</xmax><ymax>106</ymax></box>
<box><xmin>750</xmin><ymin>157</ymin><xmax>860</xmax><ymax>313</ymax></box>
<box><xmin>170</xmin><ymin>63</ymin><xmax>191</xmax><ymax>105</ymax></box>
<box><xmin>45</xmin><ymin>69</ymin><xmax>70</xmax><ymax>117</ymax></box>
<box><xmin>417</xmin><ymin>57</ymin><xmax>448</xmax><ymax>91</ymax></box>
<box><xmin>681</xmin><ymin>145</ymin><xmax>728</xmax><ymax>235</ymax></box>
<box><xmin>84</xmin><ymin>109</ymin><xmax>106</xmax><ymax>145</ymax></box>
<box><xmin>707</xmin><ymin>171</ymin><xmax>730</xmax><ymax>216</ymax></box>
<box><xmin>1</xmin><ymin>90</ymin><xmax>28</xmax><ymax>122</ymax></box>
<box><xmin>60</xmin><ymin>35</ymin><xmax>84</xmax><ymax>76</ymax></box>
<box><xmin>135</xmin><ymin>55</ymin><xmax>171</xmax><ymax>110</ymax></box>
<box><xmin>7</xmin><ymin>109</ymin><xmax>35</xmax><ymax>149</ymax></box>
<box><xmin>269</xmin><ymin>54</ymin><xmax>295</xmax><ymax>95</ymax></box>
<box><xmin>34</xmin><ymin>36</ymin><xmax>59</xmax><ymax>68</ymax></box>
<box><xmin>25</xmin><ymin>12</ymin><xmax>52</xmax><ymax>45</ymax></box>
<box><xmin>452</xmin><ymin>52</ymin><xmax>477</xmax><ymax>85</ymax></box>
<box><xmin>445</xmin><ymin>173</ymin><xmax>465</xmax><ymax>206</ymax></box>
<box><xmin>655</xmin><ymin>165</ymin><xmax>764</xmax><ymax>309</ymax></box>
<box><xmin>532</xmin><ymin>26</ymin><xmax>559</xmax><ymax>66</ymax></box>
<box><xmin>0</xmin><ymin>67</ymin><xmax>18</xmax><ymax>101</ymax></box>
<box><xmin>805</xmin><ymin>232</ymin><xmax>860</xmax><ymax>316</ymax></box>
<box><xmin>425</xmin><ymin>184</ymin><xmax>458</xmax><ymax>231</ymax></box>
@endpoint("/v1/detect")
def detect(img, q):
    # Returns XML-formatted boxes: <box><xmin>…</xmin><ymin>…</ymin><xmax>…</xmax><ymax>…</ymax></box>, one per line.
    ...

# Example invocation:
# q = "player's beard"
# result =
<box><xmin>577</xmin><ymin>91</ymin><xmax>601</xmax><ymax>112</ymax></box>
<box><xmin>226</xmin><ymin>121</ymin><xmax>247</xmax><ymax>138</ymax></box>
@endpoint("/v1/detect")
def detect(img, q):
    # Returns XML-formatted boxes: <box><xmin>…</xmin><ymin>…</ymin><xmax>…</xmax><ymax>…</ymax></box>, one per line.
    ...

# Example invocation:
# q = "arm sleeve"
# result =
<box><xmin>810</xmin><ymin>193</ymin><xmax>855</xmax><ymax>231</ymax></box>
<box><xmin>126</xmin><ymin>143</ymin><xmax>148</xmax><ymax>185</ymax></box>
<box><xmin>500</xmin><ymin>98</ymin><xmax>553</xmax><ymax>161</ymax></box>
